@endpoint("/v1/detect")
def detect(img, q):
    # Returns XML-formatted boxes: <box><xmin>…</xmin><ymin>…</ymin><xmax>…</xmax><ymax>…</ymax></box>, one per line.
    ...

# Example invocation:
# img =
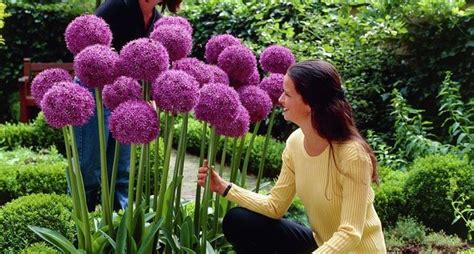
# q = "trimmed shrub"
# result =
<box><xmin>374</xmin><ymin>167</ymin><xmax>408</xmax><ymax>226</ymax></box>
<box><xmin>404</xmin><ymin>154</ymin><xmax>474</xmax><ymax>236</ymax></box>
<box><xmin>0</xmin><ymin>113</ymin><xmax>63</xmax><ymax>152</ymax></box>
<box><xmin>21</xmin><ymin>242</ymin><xmax>59</xmax><ymax>254</ymax></box>
<box><xmin>0</xmin><ymin>194</ymin><xmax>75</xmax><ymax>252</ymax></box>
<box><xmin>0</xmin><ymin>147</ymin><xmax>67</xmax><ymax>205</ymax></box>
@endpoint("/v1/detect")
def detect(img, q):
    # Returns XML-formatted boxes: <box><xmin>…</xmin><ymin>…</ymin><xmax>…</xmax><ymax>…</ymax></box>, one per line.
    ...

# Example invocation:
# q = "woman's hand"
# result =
<box><xmin>197</xmin><ymin>159</ymin><xmax>230</xmax><ymax>195</ymax></box>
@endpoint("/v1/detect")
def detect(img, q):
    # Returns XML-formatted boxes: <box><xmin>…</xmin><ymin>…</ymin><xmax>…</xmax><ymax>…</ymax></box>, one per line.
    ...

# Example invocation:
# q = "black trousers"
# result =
<box><xmin>222</xmin><ymin>207</ymin><xmax>318</xmax><ymax>254</ymax></box>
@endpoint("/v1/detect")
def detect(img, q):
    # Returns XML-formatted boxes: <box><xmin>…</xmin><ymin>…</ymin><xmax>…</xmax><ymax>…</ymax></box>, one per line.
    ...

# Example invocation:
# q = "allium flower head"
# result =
<box><xmin>218</xmin><ymin>45</ymin><xmax>257</xmax><ymax>82</ymax></box>
<box><xmin>215</xmin><ymin>105</ymin><xmax>250</xmax><ymax>137</ymax></box>
<box><xmin>259</xmin><ymin>45</ymin><xmax>295</xmax><ymax>74</ymax></box>
<box><xmin>102</xmin><ymin>76</ymin><xmax>142</xmax><ymax>110</ymax></box>
<box><xmin>74</xmin><ymin>44</ymin><xmax>119</xmax><ymax>89</ymax></box>
<box><xmin>229</xmin><ymin>68</ymin><xmax>259</xmax><ymax>88</ymax></box>
<box><xmin>259</xmin><ymin>73</ymin><xmax>284</xmax><ymax>105</ymax></box>
<box><xmin>154</xmin><ymin>16</ymin><xmax>193</xmax><ymax>35</ymax></box>
<box><xmin>205</xmin><ymin>34</ymin><xmax>241</xmax><ymax>64</ymax></box>
<box><xmin>206</xmin><ymin>65</ymin><xmax>229</xmax><ymax>85</ymax></box>
<box><xmin>117</xmin><ymin>38</ymin><xmax>169</xmax><ymax>82</ymax></box>
<box><xmin>194</xmin><ymin>83</ymin><xmax>240</xmax><ymax>126</ymax></box>
<box><xmin>41</xmin><ymin>81</ymin><xmax>95</xmax><ymax>128</ymax></box>
<box><xmin>109</xmin><ymin>100</ymin><xmax>159</xmax><ymax>144</ymax></box>
<box><xmin>173</xmin><ymin>58</ymin><xmax>213</xmax><ymax>87</ymax></box>
<box><xmin>152</xmin><ymin>70</ymin><xmax>199</xmax><ymax>114</ymax></box>
<box><xmin>65</xmin><ymin>15</ymin><xmax>112</xmax><ymax>55</ymax></box>
<box><xmin>238</xmin><ymin>85</ymin><xmax>272</xmax><ymax>123</ymax></box>
<box><xmin>31</xmin><ymin>68</ymin><xmax>72</xmax><ymax>106</ymax></box>
<box><xmin>150</xmin><ymin>24</ymin><xmax>192</xmax><ymax>62</ymax></box>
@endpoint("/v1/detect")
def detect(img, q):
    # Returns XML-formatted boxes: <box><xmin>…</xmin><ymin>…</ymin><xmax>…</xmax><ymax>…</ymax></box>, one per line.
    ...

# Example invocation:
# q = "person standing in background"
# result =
<box><xmin>76</xmin><ymin>0</ymin><xmax>182</xmax><ymax>211</ymax></box>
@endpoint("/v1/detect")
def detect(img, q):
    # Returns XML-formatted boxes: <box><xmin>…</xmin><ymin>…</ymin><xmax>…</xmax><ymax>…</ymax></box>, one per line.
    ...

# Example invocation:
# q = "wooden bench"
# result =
<box><xmin>19</xmin><ymin>58</ymin><xmax>74</xmax><ymax>122</ymax></box>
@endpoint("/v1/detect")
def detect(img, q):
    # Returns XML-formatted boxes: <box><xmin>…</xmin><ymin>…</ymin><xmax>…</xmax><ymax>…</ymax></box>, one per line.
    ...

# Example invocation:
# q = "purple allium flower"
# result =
<box><xmin>152</xmin><ymin>70</ymin><xmax>199</xmax><ymax>114</ymax></box>
<box><xmin>259</xmin><ymin>45</ymin><xmax>295</xmax><ymax>74</ymax></box>
<box><xmin>229</xmin><ymin>68</ymin><xmax>259</xmax><ymax>88</ymax></box>
<box><xmin>74</xmin><ymin>44</ymin><xmax>119</xmax><ymax>89</ymax></box>
<box><xmin>218</xmin><ymin>45</ymin><xmax>257</xmax><ymax>82</ymax></box>
<box><xmin>205</xmin><ymin>34</ymin><xmax>241</xmax><ymax>65</ymax></box>
<box><xmin>238</xmin><ymin>85</ymin><xmax>272</xmax><ymax>123</ymax></box>
<box><xmin>109</xmin><ymin>100</ymin><xmax>159</xmax><ymax>144</ymax></box>
<box><xmin>206</xmin><ymin>65</ymin><xmax>229</xmax><ymax>85</ymax></box>
<box><xmin>215</xmin><ymin>105</ymin><xmax>250</xmax><ymax>137</ymax></box>
<box><xmin>259</xmin><ymin>73</ymin><xmax>284</xmax><ymax>105</ymax></box>
<box><xmin>65</xmin><ymin>15</ymin><xmax>112</xmax><ymax>55</ymax></box>
<box><xmin>194</xmin><ymin>83</ymin><xmax>240</xmax><ymax>126</ymax></box>
<box><xmin>31</xmin><ymin>68</ymin><xmax>72</xmax><ymax>106</ymax></box>
<box><xmin>150</xmin><ymin>25</ymin><xmax>192</xmax><ymax>62</ymax></box>
<box><xmin>117</xmin><ymin>38</ymin><xmax>169</xmax><ymax>82</ymax></box>
<box><xmin>41</xmin><ymin>81</ymin><xmax>95</xmax><ymax>128</ymax></box>
<box><xmin>102</xmin><ymin>76</ymin><xmax>142</xmax><ymax>110</ymax></box>
<box><xmin>154</xmin><ymin>16</ymin><xmax>193</xmax><ymax>35</ymax></box>
<box><xmin>172</xmin><ymin>58</ymin><xmax>213</xmax><ymax>87</ymax></box>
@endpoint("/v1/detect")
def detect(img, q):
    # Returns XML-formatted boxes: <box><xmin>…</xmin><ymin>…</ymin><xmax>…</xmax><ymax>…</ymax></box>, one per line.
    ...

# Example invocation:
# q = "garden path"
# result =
<box><xmin>168</xmin><ymin>149</ymin><xmax>259</xmax><ymax>201</ymax></box>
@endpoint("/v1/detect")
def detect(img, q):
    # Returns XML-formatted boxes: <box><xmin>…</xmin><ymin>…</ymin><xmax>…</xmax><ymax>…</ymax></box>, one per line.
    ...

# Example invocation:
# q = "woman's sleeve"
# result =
<box><xmin>225</xmin><ymin>147</ymin><xmax>296</xmax><ymax>219</ymax></box>
<box><xmin>314</xmin><ymin>149</ymin><xmax>373</xmax><ymax>253</ymax></box>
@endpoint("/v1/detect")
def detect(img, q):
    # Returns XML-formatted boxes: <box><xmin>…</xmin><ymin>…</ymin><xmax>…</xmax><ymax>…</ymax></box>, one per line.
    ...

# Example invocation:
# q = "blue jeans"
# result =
<box><xmin>73</xmin><ymin>83</ymin><xmax>131</xmax><ymax>211</ymax></box>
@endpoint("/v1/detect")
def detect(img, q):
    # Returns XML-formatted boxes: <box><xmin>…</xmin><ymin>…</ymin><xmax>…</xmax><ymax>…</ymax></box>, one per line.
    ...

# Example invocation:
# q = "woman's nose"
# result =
<box><xmin>278</xmin><ymin>93</ymin><xmax>284</xmax><ymax>105</ymax></box>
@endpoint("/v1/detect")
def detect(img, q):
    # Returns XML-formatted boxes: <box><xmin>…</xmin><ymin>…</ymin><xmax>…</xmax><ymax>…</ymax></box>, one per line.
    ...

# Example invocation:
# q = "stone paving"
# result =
<box><xmin>168</xmin><ymin>149</ymin><xmax>260</xmax><ymax>201</ymax></box>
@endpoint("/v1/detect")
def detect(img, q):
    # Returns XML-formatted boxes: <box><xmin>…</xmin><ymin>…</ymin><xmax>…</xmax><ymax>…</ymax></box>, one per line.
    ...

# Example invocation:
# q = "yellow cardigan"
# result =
<box><xmin>226</xmin><ymin>129</ymin><xmax>387</xmax><ymax>253</ymax></box>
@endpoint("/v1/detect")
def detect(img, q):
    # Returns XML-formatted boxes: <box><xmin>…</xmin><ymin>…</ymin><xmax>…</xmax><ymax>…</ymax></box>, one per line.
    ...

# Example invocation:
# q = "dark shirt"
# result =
<box><xmin>95</xmin><ymin>0</ymin><xmax>161</xmax><ymax>52</ymax></box>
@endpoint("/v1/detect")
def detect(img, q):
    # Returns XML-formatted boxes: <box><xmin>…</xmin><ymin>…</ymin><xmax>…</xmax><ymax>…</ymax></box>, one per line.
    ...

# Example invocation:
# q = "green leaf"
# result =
<box><xmin>116</xmin><ymin>209</ymin><xmax>129</xmax><ymax>254</ymax></box>
<box><xmin>136</xmin><ymin>218</ymin><xmax>163</xmax><ymax>254</ymax></box>
<box><xmin>29</xmin><ymin>225</ymin><xmax>79</xmax><ymax>254</ymax></box>
<box><xmin>206</xmin><ymin>241</ymin><xmax>216</xmax><ymax>254</ymax></box>
<box><xmin>98</xmin><ymin>229</ymin><xmax>116</xmax><ymax>250</ymax></box>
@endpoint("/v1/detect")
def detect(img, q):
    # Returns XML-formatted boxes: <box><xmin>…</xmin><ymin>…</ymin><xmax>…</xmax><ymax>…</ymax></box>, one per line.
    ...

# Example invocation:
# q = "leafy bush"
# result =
<box><xmin>0</xmin><ymin>194</ymin><xmax>75</xmax><ymax>252</ymax></box>
<box><xmin>21</xmin><ymin>242</ymin><xmax>59</xmax><ymax>254</ymax></box>
<box><xmin>0</xmin><ymin>147</ymin><xmax>67</xmax><ymax>204</ymax></box>
<box><xmin>374</xmin><ymin>167</ymin><xmax>408</xmax><ymax>226</ymax></box>
<box><xmin>0</xmin><ymin>3</ymin><xmax>8</xmax><ymax>45</ymax></box>
<box><xmin>284</xmin><ymin>197</ymin><xmax>309</xmax><ymax>227</ymax></box>
<box><xmin>404</xmin><ymin>154</ymin><xmax>474</xmax><ymax>236</ymax></box>
<box><xmin>0</xmin><ymin>113</ymin><xmax>63</xmax><ymax>152</ymax></box>
<box><xmin>424</xmin><ymin>230</ymin><xmax>464</xmax><ymax>253</ymax></box>
<box><xmin>0</xmin><ymin>2</ymin><xmax>90</xmax><ymax>123</ymax></box>
<box><xmin>385</xmin><ymin>217</ymin><xmax>465</xmax><ymax>253</ymax></box>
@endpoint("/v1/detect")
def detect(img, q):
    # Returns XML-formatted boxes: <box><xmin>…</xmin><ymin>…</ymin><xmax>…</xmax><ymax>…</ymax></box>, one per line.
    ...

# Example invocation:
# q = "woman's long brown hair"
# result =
<box><xmin>287</xmin><ymin>59</ymin><xmax>379</xmax><ymax>183</ymax></box>
<box><xmin>160</xmin><ymin>0</ymin><xmax>182</xmax><ymax>13</ymax></box>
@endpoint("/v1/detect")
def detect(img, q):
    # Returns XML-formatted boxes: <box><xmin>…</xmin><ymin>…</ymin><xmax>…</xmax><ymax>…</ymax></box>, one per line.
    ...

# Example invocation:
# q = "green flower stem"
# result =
<box><xmin>144</xmin><ymin>143</ymin><xmax>151</xmax><ymax>209</ymax></box>
<box><xmin>62</xmin><ymin>127</ymin><xmax>85</xmax><ymax>249</ymax></box>
<box><xmin>94</xmin><ymin>88</ymin><xmax>113</xmax><ymax>232</ymax></box>
<box><xmin>109</xmin><ymin>141</ymin><xmax>120</xmax><ymax>210</ymax></box>
<box><xmin>143</xmin><ymin>81</ymin><xmax>151</xmax><ymax>209</ymax></box>
<box><xmin>256</xmin><ymin>107</ymin><xmax>277</xmax><ymax>192</ymax></box>
<box><xmin>135</xmin><ymin>143</ymin><xmax>147</xmax><ymax>209</ymax></box>
<box><xmin>153</xmin><ymin>109</ymin><xmax>161</xmax><ymax>211</ymax></box>
<box><xmin>69</xmin><ymin>126</ymin><xmax>92</xmax><ymax>253</ymax></box>
<box><xmin>230</xmin><ymin>135</ymin><xmax>246</xmax><ymax>183</ymax></box>
<box><xmin>127</xmin><ymin>144</ymin><xmax>137</xmax><ymax>233</ymax></box>
<box><xmin>200</xmin><ymin>127</ymin><xmax>219</xmax><ymax>254</ymax></box>
<box><xmin>240</xmin><ymin>122</ymin><xmax>261</xmax><ymax>188</ymax></box>
<box><xmin>173</xmin><ymin>113</ymin><xmax>189</xmax><ymax>226</ymax></box>
<box><xmin>194</xmin><ymin>121</ymin><xmax>207</xmax><ymax>237</ymax></box>
<box><xmin>213</xmin><ymin>137</ymin><xmax>228</xmax><ymax>234</ymax></box>
<box><xmin>156</xmin><ymin>115</ymin><xmax>175</xmax><ymax>219</ymax></box>
<box><xmin>223</xmin><ymin>138</ymin><xmax>238</xmax><ymax>214</ymax></box>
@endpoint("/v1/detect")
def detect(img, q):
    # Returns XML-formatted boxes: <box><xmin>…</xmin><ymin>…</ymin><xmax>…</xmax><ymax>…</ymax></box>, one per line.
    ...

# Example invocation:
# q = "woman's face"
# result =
<box><xmin>278</xmin><ymin>75</ymin><xmax>311</xmax><ymax>126</ymax></box>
